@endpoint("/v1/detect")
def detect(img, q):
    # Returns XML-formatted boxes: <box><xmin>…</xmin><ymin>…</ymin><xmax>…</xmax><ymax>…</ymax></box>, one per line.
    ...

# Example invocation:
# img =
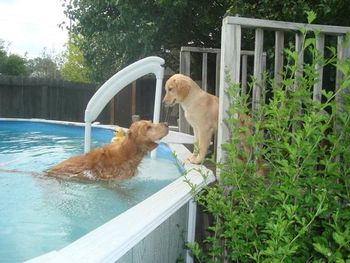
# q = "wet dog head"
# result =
<box><xmin>163</xmin><ymin>74</ymin><xmax>191</xmax><ymax>107</ymax></box>
<box><xmin>126</xmin><ymin>120</ymin><xmax>169</xmax><ymax>151</ymax></box>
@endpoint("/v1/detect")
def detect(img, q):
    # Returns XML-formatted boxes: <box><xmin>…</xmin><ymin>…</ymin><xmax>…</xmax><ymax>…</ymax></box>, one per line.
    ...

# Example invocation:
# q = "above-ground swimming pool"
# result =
<box><xmin>0</xmin><ymin>119</ymin><xmax>183</xmax><ymax>262</ymax></box>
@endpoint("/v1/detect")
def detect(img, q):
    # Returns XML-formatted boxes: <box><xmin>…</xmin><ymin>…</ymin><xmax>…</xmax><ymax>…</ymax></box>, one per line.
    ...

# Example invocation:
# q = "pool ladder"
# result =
<box><xmin>84</xmin><ymin>56</ymin><xmax>165</xmax><ymax>153</ymax></box>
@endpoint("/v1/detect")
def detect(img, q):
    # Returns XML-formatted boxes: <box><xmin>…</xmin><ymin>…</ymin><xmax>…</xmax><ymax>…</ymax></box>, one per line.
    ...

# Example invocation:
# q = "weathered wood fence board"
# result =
<box><xmin>0</xmin><ymin>76</ymin><xmax>161</xmax><ymax>128</ymax></box>
<box><xmin>313</xmin><ymin>33</ymin><xmax>325</xmax><ymax>102</ymax></box>
<box><xmin>0</xmin><ymin>77</ymin><xmax>96</xmax><ymax>121</ymax></box>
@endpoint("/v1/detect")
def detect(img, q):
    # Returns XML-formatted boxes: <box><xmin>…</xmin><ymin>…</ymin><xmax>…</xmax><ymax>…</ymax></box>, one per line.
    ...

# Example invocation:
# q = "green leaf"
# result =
<box><xmin>313</xmin><ymin>242</ymin><xmax>332</xmax><ymax>258</ymax></box>
<box><xmin>333</xmin><ymin>232</ymin><xmax>346</xmax><ymax>246</ymax></box>
<box><xmin>306</xmin><ymin>10</ymin><xmax>317</xmax><ymax>24</ymax></box>
<box><xmin>304</xmin><ymin>38</ymin><xmax>315</xmax><ymax>49</ymax></box>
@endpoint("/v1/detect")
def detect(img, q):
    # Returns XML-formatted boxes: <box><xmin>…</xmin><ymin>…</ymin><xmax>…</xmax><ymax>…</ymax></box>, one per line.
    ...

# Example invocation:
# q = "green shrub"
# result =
<box><xmin>189</xmin><ymin>15</ymin><xmax>350</xmax><ymax>262</ymax></box>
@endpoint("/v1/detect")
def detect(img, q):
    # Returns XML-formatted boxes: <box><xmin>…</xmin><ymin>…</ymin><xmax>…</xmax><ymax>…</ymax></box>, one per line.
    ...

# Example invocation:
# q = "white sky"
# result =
<box><xmin>0</xmin><ymin>0</ymin><xmax>69</xmax><ymax>58</ymax></box>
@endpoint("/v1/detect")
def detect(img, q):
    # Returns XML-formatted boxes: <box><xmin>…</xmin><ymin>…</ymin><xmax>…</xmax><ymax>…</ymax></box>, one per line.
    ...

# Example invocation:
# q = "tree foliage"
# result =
<box><xmin>0</xmin><ymin>40</ymin><xmax>28</xmax><ymax>76</ymax></box>
<box><xmin>0</xmin><ymin>40</ymin><xmax>64</xmax><ymax>79</ymax></box>
<box><xmin>60</xmin><ymin>34</ymin><xmax>92</xmax><ymax>83</ymax></box>
<box><xmin>62</xmin><ymin>0</ymin><xmax>350</xmax><ymax>83</ymax></box>
<box><xmin>1</xmin><ymin>54</ymin><xmax>27</xmax><ymax>76</ymax></box>
<box><xmin>62</xmin><ymin>0</ymin><xmax>231</xmax><ymax>82</ymax></box>
<box><xmin>26</xmin><ymin>49</ymin><xmax>62</xmax><ymax>79</ymax></box>
<box><xmin>227</xmin><ymin>0</ymin><xmax>350</xmax><ymax>26</ymax></box>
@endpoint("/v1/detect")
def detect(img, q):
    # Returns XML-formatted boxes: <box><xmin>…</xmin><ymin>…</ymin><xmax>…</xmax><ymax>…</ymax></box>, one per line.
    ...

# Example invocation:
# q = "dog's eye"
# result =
<box><xmin>168</xmin><ymin>87</ymin><xmax>173</xmax><ymax>92</ymax></box>
<box><xmin>147</xmin><ymin>125</ymin><xmax>152</xmax><ymax>130</ymax></box>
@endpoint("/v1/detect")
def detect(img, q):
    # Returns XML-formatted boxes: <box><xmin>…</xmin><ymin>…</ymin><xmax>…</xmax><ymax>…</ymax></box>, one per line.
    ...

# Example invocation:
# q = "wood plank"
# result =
<box><xmin>181</xmin><ymin>46</ymin><xmax>220</xmax><ymax>54</ymax></box>
<box><xmin>214</xmin><ymin>52</ymin><xmax>221</xmax><ymax>161</ymax></box>
<box><xmin>215</xmin><ymin>52</ymin><xmax>221</xmax><ymax>96</ymax></box>
<box><xmin>274</xmin><ymin>31</ymin><xmax>284</xmax><ymax>86</ymax></box>
<box><xmin>41</xmin><ymin>86</ymin><xmax>48</xmax><ymax>119</ymax></box>
<box><xmin>131</xmin><ymin>80</ymin><xmax>137</xmax><ymax>115</ymax></box>
<box><xmin>262</xmin><ymin>53</ymin><xmax>267</xmax><ymax>104</ymax></box>
<box><xmin>179</xmin><ymin>51</ymin><xmax>191</xmax><ymax>134</ymax></box>
<box><xmin>335</xmin><ymin>35</ymin><xmax>344</xmax><ymax>97</ymax></box>
<box><xmin>241</xmin><ymin>55</ymin><xmax>248</xmax><ymax>95</ymax></box>
<box><xmin>335</xmin><ymin>35</ymin><xmax>350</xmax><ymax>114</ymax></box>
<box><xmin>217</xmin><ymin>23</ymin><xmax>241</xmax><ymax>165</ymax></box>
<box><xmin>294</xmin><ymin>32</ymin><xmax>304</xmax><ymax>92</ymax></box>
<box><xmin>224</xmin><ymin>16</ymin><xmax>350</xmax><ymax>35</ymax></box>
<box><xmin>180</xmin><ymin>51</ymin><xmax>191</xmax><ymax>76</ymax></box>
<box><xmin>180</xmin><ymin>46</ymin><xmax>257</xmax><ymax>56</ymax></box>
<box><xmin>334</xmin><ymin>35</ymin><xmax>349</xmax><ymax>161</ymax></box>
<box><xmin>202</xmin><ymin>53</ymin><xmax>208</xmax><ymax>91</ymax></box>
<box><xmin>313</xmin><ymin>33</ymin><xmax>325</xmax><ymax>102</ymax></box>
<box><xmin>252</xmin><ymin>28</ymin><xmax>264</xmax><ymax>114</ymax></box>
<box><xmin>109</xmin><ymin>99</ymin><xmax>115</xmax><ymax>124</ymax></box>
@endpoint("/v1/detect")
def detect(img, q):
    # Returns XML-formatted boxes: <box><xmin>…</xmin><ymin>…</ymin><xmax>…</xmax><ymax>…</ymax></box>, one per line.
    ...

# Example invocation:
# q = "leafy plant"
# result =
<box><xmin>189</xmin><ymin>14</ymin><xmax>350</xmax><ymax>262</ymax></box>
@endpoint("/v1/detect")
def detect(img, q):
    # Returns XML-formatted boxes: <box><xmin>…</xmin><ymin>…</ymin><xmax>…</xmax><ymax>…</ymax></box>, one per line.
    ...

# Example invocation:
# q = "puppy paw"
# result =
<box><xmin>188</xmin><ymin>155</ymin><xmax>202</xmax><ymax>164</ymax></box>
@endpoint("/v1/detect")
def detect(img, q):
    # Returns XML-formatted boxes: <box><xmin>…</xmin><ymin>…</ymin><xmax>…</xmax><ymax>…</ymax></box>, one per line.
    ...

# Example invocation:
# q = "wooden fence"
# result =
<box><xmin>179</xmin><ymin>46</ymin><xmax>266</xmax><ymax>134</ymax></box>
<box><xmin>217</xmin><ymin>16</ymin><xmax>350</xmax><ymax>163</ymax></box>
<box><xmin>0</xmin><ymin>75</ymin><xmax>161</xmax><ymax>128</ymax></box>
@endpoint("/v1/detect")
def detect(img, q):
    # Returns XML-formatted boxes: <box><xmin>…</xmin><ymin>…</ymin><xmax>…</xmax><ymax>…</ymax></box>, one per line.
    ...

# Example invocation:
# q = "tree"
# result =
<box><xmin>227</xmin><ymin>0</ymin><xmax>350</xmax><ymax>26</ymax></box>
<box><xmin>0</xmin><ymin>39</ymin><xmax>28</xmax><ymax>76</ymax></box>
<box><xmin>62</xmin><ymin>0</ymin><xmax>350</xmax><ymax>83</ymax></box>
<box><xmin>26</xmin><ymin>49</ymin><xmax>62</xmax><ymax>79</ymax></box>
<box><xmin>2</xmin><ymin>54</ymin><xmax>27</xmax><ymax>76</ymax></box>
<box><xmin>0</xmin><ymin>39</ymin><xmax>6</xmax><ymax>59</ymax></box>
<box><xmin>60</xmin><ymin>34</ymin><xmax>92</xmax><ymax>83</ymax></box>
<box><xmin>62</xmin><ymin>0</ymin><xmax>231</xmax><ymax>82</ymax></box>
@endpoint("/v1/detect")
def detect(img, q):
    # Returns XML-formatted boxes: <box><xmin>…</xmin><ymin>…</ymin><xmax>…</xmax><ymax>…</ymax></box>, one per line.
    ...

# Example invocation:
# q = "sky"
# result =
<box><xmin>0</xmin><ymin>0</ymin><xmax>69</xmax><ymax>58</ymax></box>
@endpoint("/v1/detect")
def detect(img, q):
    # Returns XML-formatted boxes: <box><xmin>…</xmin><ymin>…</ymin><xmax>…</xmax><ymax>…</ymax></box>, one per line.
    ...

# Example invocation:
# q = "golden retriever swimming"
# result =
<box><xmin>46</xmin><ymin>120</ymin><xmax>169</xmax><ymax>180</ymax></box>
<box><xmin>163</xmin><ymin>74</ymin><xmax>218</xmax><ymax>164</ymax></box>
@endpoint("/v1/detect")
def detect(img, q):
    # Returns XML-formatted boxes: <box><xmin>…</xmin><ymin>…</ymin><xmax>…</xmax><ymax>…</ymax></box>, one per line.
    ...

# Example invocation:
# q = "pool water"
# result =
<box><xmin>0</xmin><ymin>120</ymin><xmax>183</xmax><ymax>262</ymax></box>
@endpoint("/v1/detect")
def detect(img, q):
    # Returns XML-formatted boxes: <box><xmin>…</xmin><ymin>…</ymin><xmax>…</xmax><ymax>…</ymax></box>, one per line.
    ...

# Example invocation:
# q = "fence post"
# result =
<box><xmin>241</xmin><ymin>55</ymin><xmax>248</xmax><ymax>95</ymax></box>
<box><xmin>41</xmin><ymin>85</ymin><xmax>48</xmax><ymax>119</ymax></box>
<box><xmin>179</xmin><ymin>50</ymin><xmax>191</xmax><ymax>134</ymax></box>
<box><xmin>335</xmin><ymin>35</ymin><xmax>350</xmax><ymax>117</ymax></box>
<box><xmin>294</xmin><ymin>32</ymin><xmax>304</xmax><ymax>92</ymax></box>
<box><xmin>252</xmin><ymin>28</ymin><xmax>264</xmax><ymax>115</ymax></box>
<box><xmin>202</xmin><ymin>53</ymin><xmax>208</xmax><ymax>92</ymax></box>
<box><xmin>313</xmin><ymin>33</ymin><xmax>325</xmax><ymax>102</ymax></box>
<box><xmin>217</xmin><ymin>18</ymin><xmax>241</xmax><ymax>168</ymax></box>
<box><xmin>274</xmin><ymin>31</ymin><xmax>284</xmax><ymax>86</ymax></box>
<box><xmin>215</xmin><ymin>52</ymin><xmax>221</xmax><ymax>96</ymax></box>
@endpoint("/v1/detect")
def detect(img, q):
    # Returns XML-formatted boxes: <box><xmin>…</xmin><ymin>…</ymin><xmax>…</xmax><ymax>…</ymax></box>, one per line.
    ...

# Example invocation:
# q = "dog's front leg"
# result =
<box><xmin>189</xmin><ymin>129</ymin><xmax>212</xmax><ymax>164</ymax></box>
<box><xmin>189</xmin><ymin>125</ymin><xmax>199</xmax><ymax>161</ymax></box>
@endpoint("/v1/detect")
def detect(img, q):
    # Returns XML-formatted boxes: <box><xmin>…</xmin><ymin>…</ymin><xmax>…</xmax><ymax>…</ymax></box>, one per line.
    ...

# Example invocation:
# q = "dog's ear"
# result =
<box><xmin>126</xmin><ymin>121</ymin><xmax>142</xmax><ymax>138</ymax></box>
<box><xmin>174</xmin><ymin>77</ymin><xmax>190</xmax><ymax>100</ymax></box>
<box><xmin>126</xmin><ymin>130</ymin><xmax>135</xmax><ymax>141</ymax></box>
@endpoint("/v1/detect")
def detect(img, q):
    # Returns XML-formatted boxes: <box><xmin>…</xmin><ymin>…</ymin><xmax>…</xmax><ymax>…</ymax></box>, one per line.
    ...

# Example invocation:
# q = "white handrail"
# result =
<box><xmin>84</xmin><ymin>56</ymin><xmax>165</xmax><ymax>153</ymax></box>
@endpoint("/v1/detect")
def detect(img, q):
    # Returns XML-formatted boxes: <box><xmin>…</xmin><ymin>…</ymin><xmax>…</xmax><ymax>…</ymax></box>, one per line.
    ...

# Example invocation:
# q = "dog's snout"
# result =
<box><xmin>162</xmin><ymin>97</ymin><xmax>169</xmax><ymax>106</ymax></box>
<box><xmin>163</xmin><ymin>122</ymin><xmax>169</xmax><ymax>127</ymax></box>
